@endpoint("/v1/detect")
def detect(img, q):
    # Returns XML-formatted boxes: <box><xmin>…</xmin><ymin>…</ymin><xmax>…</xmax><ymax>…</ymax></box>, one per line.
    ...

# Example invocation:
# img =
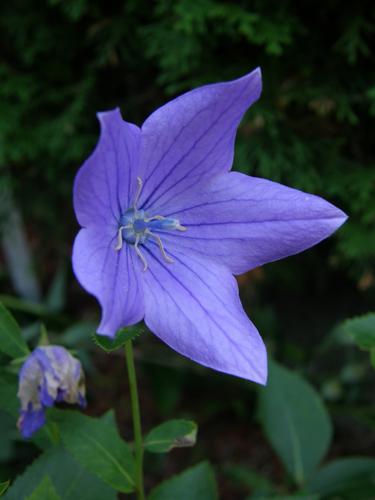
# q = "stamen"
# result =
<box><xmin>115</xmin><ymin>225</ymin><xmax>132</xmax><ymax>251</ymax></box>
<box><xmin>146</xmin><ymin>230</ymin><xmax>174</xmax><ymax>264</ymax></box>
<box><xmin>144</xmin><ymin>215</ymin><xmax>164</xmax><ymax>222</ymax></box>
<box><xmin>115</xmin><ymin>177</ymin><xmax>185</xmax><ymax>269</ymax></box>
<box><xmin>134</xmin><ymin>234</ymin><xmax>148</xmax><ymax>271</ymax></box>
<box><xmin>133</xmin><ymin>177</ymin><xmax>143</xmax><ymax>209</ymax></box>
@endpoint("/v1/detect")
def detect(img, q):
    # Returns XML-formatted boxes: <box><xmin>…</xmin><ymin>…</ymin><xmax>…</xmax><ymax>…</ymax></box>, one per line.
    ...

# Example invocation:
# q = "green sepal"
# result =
<box><xmin>92</xmin><ymin>326</ymin><xmax>142</xmax><ymax>352</ymax></box>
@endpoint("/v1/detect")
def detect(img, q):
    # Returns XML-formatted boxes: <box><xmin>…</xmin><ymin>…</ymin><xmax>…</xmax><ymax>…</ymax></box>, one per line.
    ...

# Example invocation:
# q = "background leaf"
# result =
<box><xmin>55</xmin><ymin>410</ymin><xmax>135</xmax><ymax>493</ymax></box>
<box><xmin>0</xmin><ymin>374</ymin><xmax>19</xmax><ymax>417</ymax></box>
<box><xmin>148</xmin><ymin>461</ymin><xmax>218</xmax><ymax>500</ymax></box>
<box><xmin>0</xmin><ymin>482</ymin><xmax>10</xmax><ymax>497</ymax></box>
<box><xmin>25</xmin><ymin>476</ymin><xmax>61</xmax><ymax>500</ymax></box>
<box><xmin>343</xmin><ymin>313</ymin><xmax>375</xmax><ymax>349</ymax></box>
<box><xmin>0</xmin><ymin>296</ymin><xmax>48</xmax><ymax>317</ymax></box>
<box><xmin>0</xmin><ymin>302</ymin><xmax>29</xmax><ymax>358</ymax></box>
<box><xmin>45</xmin><ymin>262</ymin><xmax>67</xmax><ymax>313</ymax></box>
<box><xmin>3</xmin><ymin>446</ymin><xmax>116</xmax><ymax>500</ymax></box>
<box><xmin>144</xmin><ymin>419</ymin><xmax>197</xmax><ymax>453</ymax></box>
<box><xmin>307</xmin><ymin>457</ymin><xmax>375</xmax><ymax>499</ymax></box>
<box><xmin>258</xmin><ymin>360</ymin><xmax>332</xmax><ymax>485</ymax></box>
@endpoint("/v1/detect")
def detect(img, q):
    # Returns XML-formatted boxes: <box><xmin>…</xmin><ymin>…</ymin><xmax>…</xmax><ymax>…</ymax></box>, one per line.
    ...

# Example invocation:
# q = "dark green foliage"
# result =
<box><xmin>0</xmin><ymin>0</ymin><xmax>374</xmax><ymax>273</ymax></box>
<box><xmin>0</xmin><ymin>5</ymin><xmax>374</xmax><ymax>496</ymax></box>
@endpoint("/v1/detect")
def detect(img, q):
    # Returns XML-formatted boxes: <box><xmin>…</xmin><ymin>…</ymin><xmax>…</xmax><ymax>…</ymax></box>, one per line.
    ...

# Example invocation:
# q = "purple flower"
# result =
<box><xmin>17</xmin><ymin>346</ymin><xmax>86</xmax><ymax>438</ymax></box>
<box><xmin>72</xmin><ymin>68</ymin><xmax>347</xmax><ymax>384</ymax></box>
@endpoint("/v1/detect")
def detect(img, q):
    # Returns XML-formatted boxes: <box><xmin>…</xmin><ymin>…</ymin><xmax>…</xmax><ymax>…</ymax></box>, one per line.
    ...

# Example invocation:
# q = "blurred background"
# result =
<box><xmin>0</xmin><ymin>0</ymin><xmax>374</xmax><ymax>498</ymax></box>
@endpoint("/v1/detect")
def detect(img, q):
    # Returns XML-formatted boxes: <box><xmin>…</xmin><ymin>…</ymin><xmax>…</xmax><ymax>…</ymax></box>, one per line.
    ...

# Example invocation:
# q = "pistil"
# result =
<box><xmin>115</xmin><ymin>177</ymin><xmax>186</xmax><ymax>270</ymax></box>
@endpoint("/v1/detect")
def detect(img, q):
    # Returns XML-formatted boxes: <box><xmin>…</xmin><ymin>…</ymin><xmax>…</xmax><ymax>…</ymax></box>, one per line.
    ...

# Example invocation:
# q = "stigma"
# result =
<box><xmin>115</xmin><ymin>178</ymin><xmax>186</xmax><ymax>271</ymax></box>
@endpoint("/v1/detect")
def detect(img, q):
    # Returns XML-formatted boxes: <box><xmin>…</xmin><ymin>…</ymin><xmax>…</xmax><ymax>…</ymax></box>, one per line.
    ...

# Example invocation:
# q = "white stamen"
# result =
<box><xmin>146</xmin><ymin>230</ymin><xmax>174</xmax><ymax>264</ymax></box>
<box><xmin>134</xmin><ymin>234</ymin><xmax>148</xmax><ymax>271</ymax></box>
<box><xmin>115</xmin><ymin>225</ymin><xmax>132</xmax><ymax>251</ymax></box>
<box><xmin>144</xmin><ymin>215</ymin><xmax>164</xmax><ymax>222</ymax></box>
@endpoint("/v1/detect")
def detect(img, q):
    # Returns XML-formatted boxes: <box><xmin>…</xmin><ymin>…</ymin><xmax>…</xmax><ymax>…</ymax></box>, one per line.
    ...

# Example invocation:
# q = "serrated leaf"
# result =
<box><xmin>144</xmin><ymin>419</ymin><xmax>197</xmax><ymax>453</ymax></box>
<box><xmin>92</xmin><ymin>326</ymin><xmax>141</xmax><ymax>352</ymax></box>
<box><xmin>343</xmin><ymin>313</ymin><xmax>375</xmax><ymax>350</ymax></box>
<box><xmin>0</xmin><ymin>302</ymin><xmax>29</xmax><ymax>358</ymax></box>
<box><xmin>258</xmin><ymin>360</ymin><xmax>332</xmax><ymax>485</ymax></box>
<box><xmin>55</xmin><ymin>410</ymin><xmax>135</xmax><ymax>492</ymax></box>
<box><xmin>25</xmin><ymin>476</ymin><xmax>60</xmax><ymax>500</ymax></box>
<box><xmin>3</xmin><ymin>446</ymin><xmax>115</xmax><ymax>500</ymax></box>
<box><xmin>0</xmin><ymin>481</ymin><xmax>10</xmax><ymax>496</ymax></box>
<box><xmin>307</xmin><ymin>457</ymin><xmax>375</xmax><ymax>499</ymax></box>
<box><xmin>148</xmin><ymin>461</ymin><xmax>218</xmax><ymax>500</ymax></box>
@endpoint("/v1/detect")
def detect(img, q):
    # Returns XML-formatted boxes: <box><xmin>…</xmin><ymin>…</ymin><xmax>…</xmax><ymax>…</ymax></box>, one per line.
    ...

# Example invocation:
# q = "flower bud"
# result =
<box><xmin>17</xmin><ymin>345</ymin><xmax>86</xmax><ymax>437</ymax></box>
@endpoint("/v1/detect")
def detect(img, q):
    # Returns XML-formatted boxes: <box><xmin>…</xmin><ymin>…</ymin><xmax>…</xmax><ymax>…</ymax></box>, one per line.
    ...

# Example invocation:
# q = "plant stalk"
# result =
<box><xmin>125</xmin><ymin>341</ymin><xmax>145</xmax><ymax>500</ymax></box>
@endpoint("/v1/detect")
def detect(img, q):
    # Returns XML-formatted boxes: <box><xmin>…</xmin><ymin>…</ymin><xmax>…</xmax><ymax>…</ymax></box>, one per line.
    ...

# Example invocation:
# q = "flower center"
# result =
<box><xmin>115</xmin><ymin>178</ymin><xmax>186</xmax><ymax>271</ymax></box>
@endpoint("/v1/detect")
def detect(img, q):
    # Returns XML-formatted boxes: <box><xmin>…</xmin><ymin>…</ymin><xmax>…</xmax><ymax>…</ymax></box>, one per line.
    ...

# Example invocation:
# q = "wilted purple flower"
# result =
<box><xmin>72</xmin><ymin>68</ymin><xmax>347</xmax><ymax>384</ymax></box>
<box><xmin>17</xmin><ymin>346</ymin><xmax>86</xmax><ymax>438</ymax></box>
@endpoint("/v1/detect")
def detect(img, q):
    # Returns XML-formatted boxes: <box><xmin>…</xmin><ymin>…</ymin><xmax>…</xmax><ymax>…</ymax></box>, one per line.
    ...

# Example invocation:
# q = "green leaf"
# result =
<box><xmin>0</xmin><ymin>302</ymin><xmax>29</xmax><ymax>358</ymax></box>
<box><xmin>0</xmin><ymin>481</ymin><xmax>10</xmax><ymax>497</ymax></box>
<box><xmin>307</xmin><ymin>457</ymin><xmax>375</xmax><ymax>499</ymax></box>
<box><xmin>258</xmin><ymin>360</ymin><xmax>332</xmax><ymax>485</ymax></box>
<box><xmin>92</xmin><ymin>326</ymin><xmax>142</xmax><ymax>352</ymax></box>
<box><xmin>370</xmin><ymin>348</ymin><xmax>375</xmax><ymax>369</ymax></box>
<box><xmin>144</xmin><ymin>419</ymin><xmax>197</xmax><ymax>453</ymax></box>
<box><xmin>0</xmin><ymin>295</ymin><xmax>48</xmax><ymax>317</ymax></box>
<box><xmin>148</xmin><ymin>461</ymin><xmax>218</xmax><ymax>500</ymax></box>
<box><xmin>222</xmin><ymin>464</ymin><xmax>274</xmax><ymax>496</ymax></box>
<box><xmin>0</xmin><ymin>411</ymin><xmax>17</xmax><ymax>462</ymax></box>
<box><xmin>55</xmin><ymin>410</ymin><xmax>135</xmax><ymax>493</ymax></box>
<box><xmin>343</xmin><ymin>313</ymin><xmax>375</xmax><ymax>349</ymax></box>
<box><xmin>3</xmin><ymin>446</ymin><xmax>116</xmax><ymax>500</ymax></box>
<box><xmin>45</xmin><ymin>262</ymin><xmax>67</xmax><ymax>313</ymax></box>
<box><xmin>25</xmin><ymin>476</ymin><xmax>60</xmax><ymax>500</ymax></box>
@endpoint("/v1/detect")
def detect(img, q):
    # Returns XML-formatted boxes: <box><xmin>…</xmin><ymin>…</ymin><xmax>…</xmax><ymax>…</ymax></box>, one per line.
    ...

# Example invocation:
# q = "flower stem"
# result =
<box><xmin>125</xmin><ymin>341</ymin><xmax>145</xmax><ymax>500</ymax></box>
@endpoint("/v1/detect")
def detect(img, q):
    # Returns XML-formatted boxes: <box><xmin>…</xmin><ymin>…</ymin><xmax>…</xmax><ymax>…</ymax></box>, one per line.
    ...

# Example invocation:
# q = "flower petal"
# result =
<box><xmin>160</xmin><ymin>172</ymin><xmax>347</xmax><ymax>274</ymax></box>
<box><xmin>18</xmin><ymin>407</ymin><xmax>45</xmax><ymax>438</ymax></box>
<box><xmin>142</xmin><ymin>244</ymin><xmax>267</xmax><ymax>383</ymax></box>
<box><xmin>73</xmin><ymin>108</ymin><xmax>141</xmax><ymax>228</ymax></box>
<box><xmin>138</xmin><ymin>68</ymin><xmax>261</xmax><ymax>211</ymax></box>
<box><xmin>72</xmin><ymin>227</ymin><xmax>144</xmax><ymax>337</ymax></box>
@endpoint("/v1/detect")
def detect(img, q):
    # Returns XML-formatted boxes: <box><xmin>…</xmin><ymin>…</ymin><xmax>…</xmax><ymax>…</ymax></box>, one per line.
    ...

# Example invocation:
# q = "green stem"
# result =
<box><xmin>125</xmin><ymin>341</ymin><xmax>145</xmax><ymax>500</ymax></box>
